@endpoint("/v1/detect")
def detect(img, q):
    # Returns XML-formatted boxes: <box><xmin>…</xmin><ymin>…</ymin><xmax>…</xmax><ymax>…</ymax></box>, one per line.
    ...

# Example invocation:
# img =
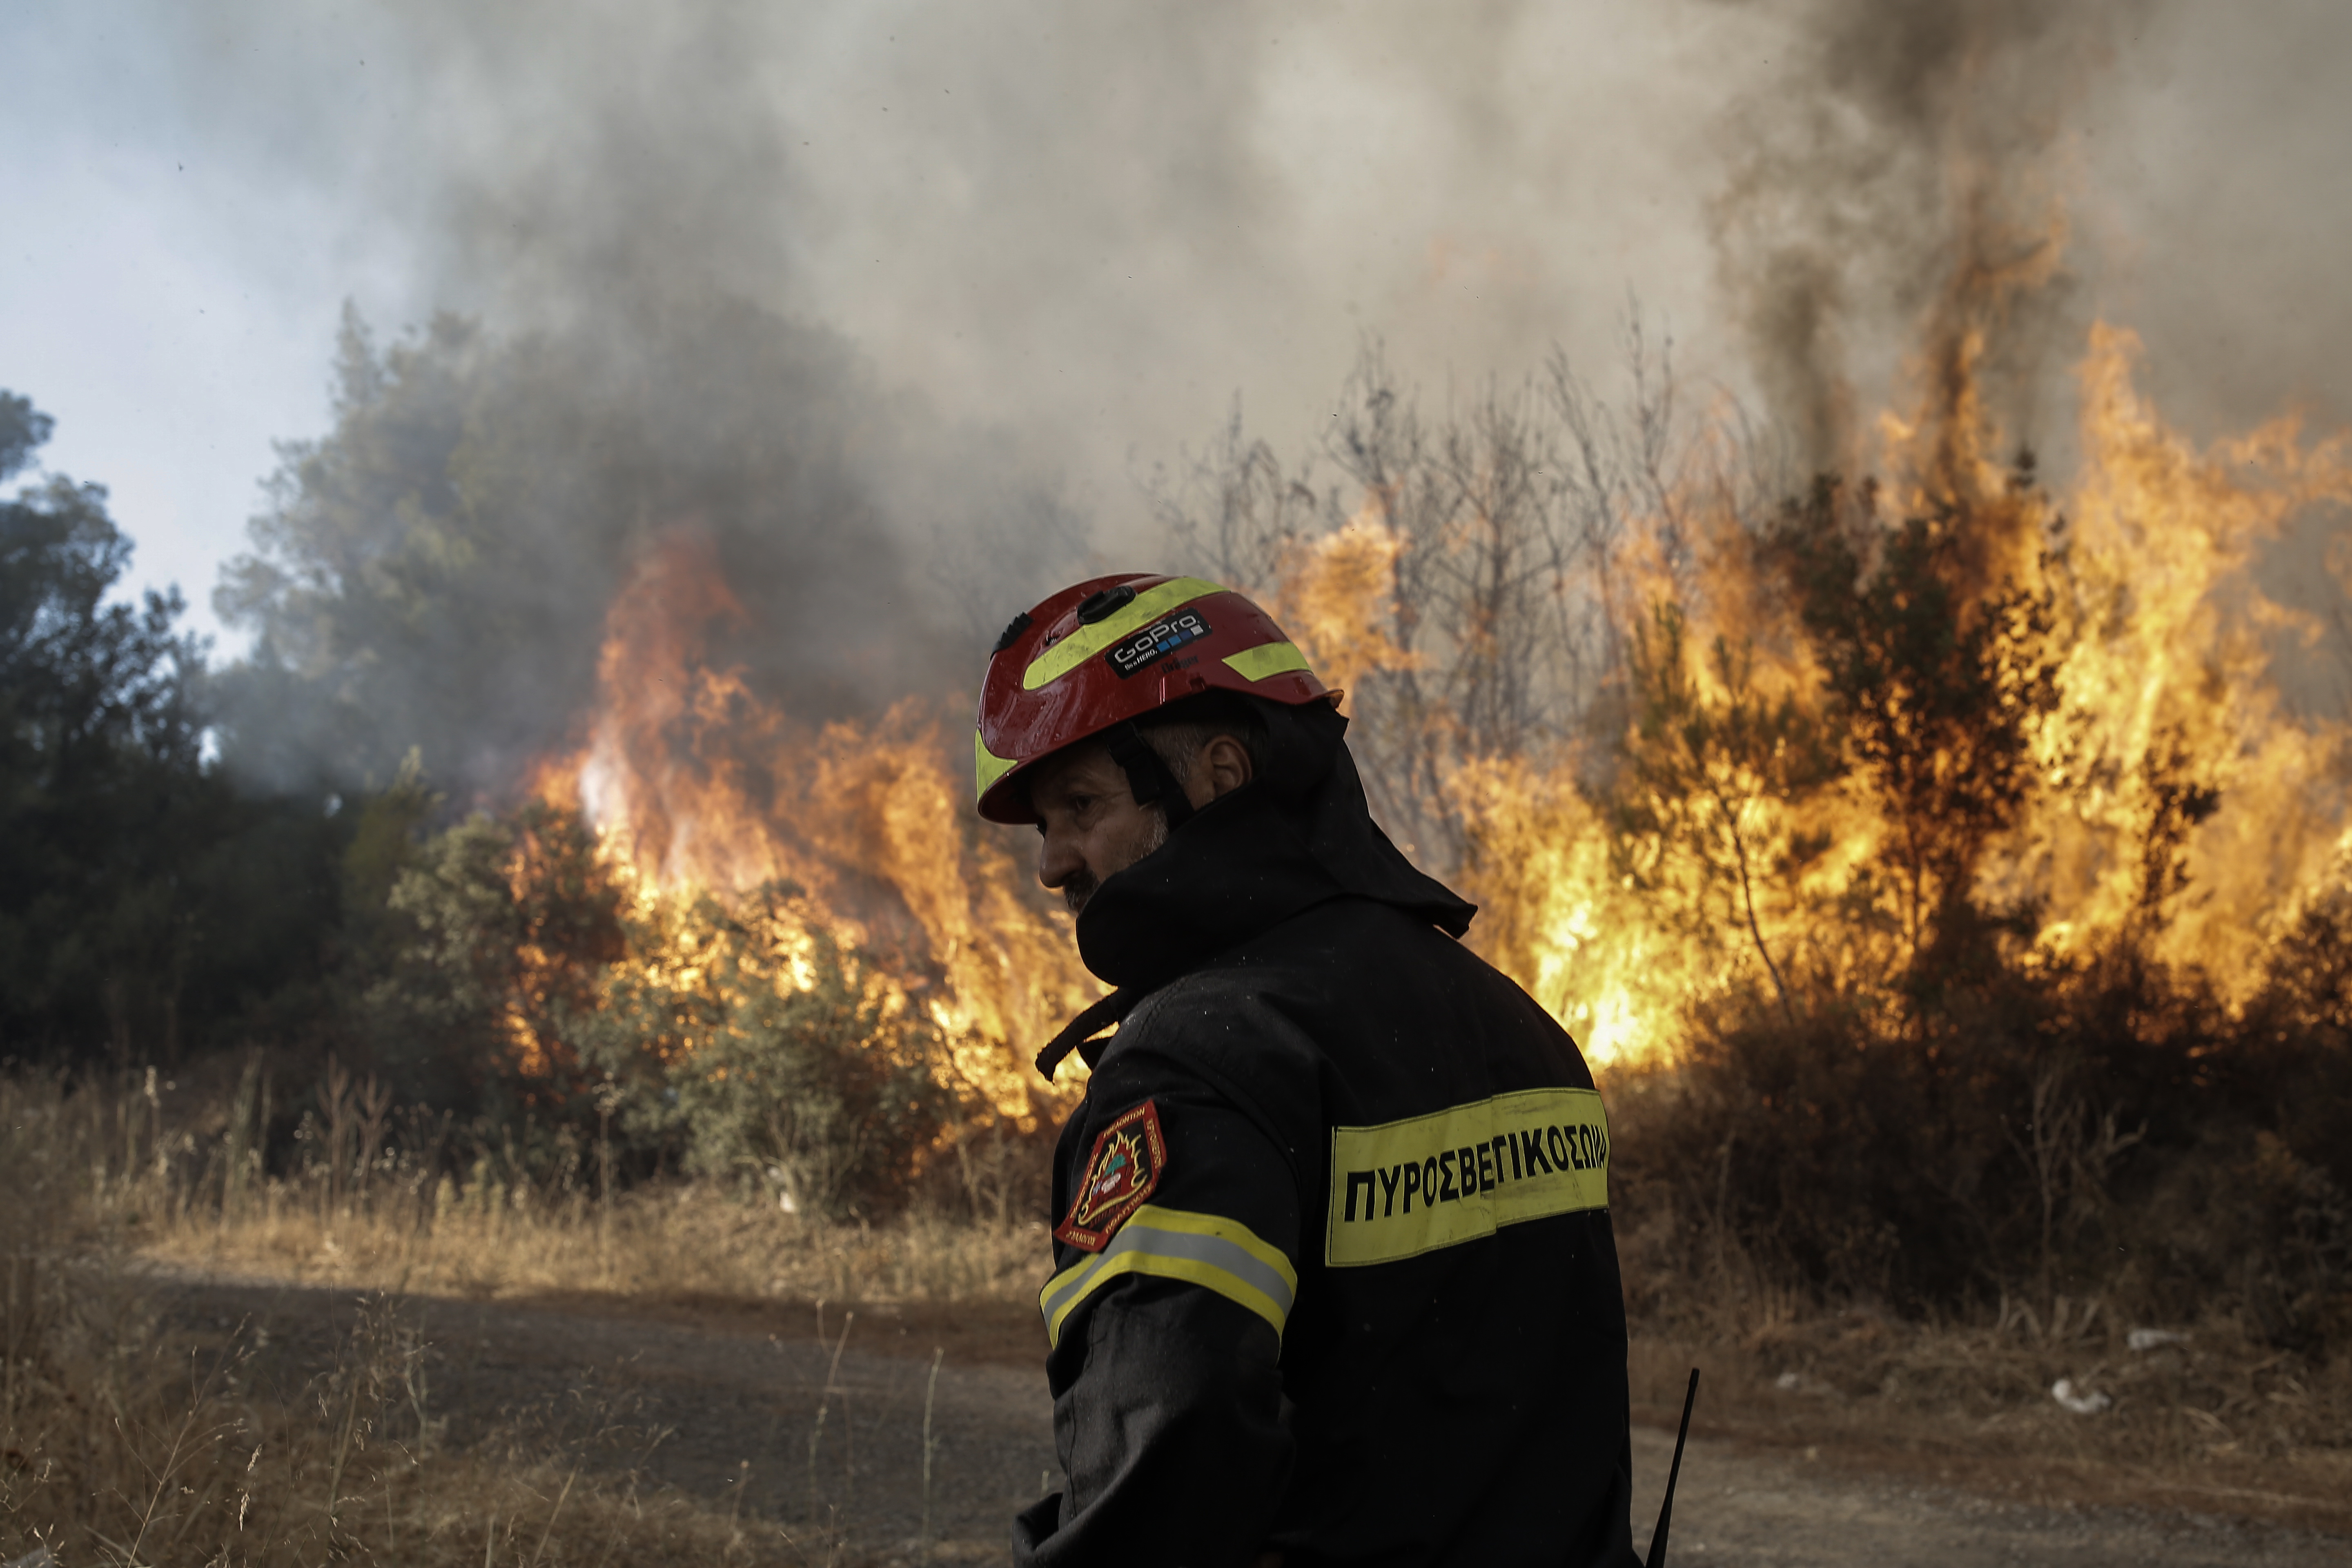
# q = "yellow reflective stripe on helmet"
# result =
<box><xmin>1038</xmin><ymin>1204</ymin><xmax>1297</xmax><ymax>1349</ymax></box>
<box><xmin>1222</xmin><ymin>640</ymin><xmax>1313</xmax><ymax>683</ymax></box>
<box><xmin>1021</xmin><ymin>577</ymin><xmax>1229</xmax><ymax>692</ymax></box>
<box><xmin>974</xmin><ymin>728</ymin><xmax>1020</xmax><ymax>804</ymax></box>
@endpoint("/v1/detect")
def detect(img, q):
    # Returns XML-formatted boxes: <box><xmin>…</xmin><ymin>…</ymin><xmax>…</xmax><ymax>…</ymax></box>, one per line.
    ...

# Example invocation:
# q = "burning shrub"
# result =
<box><xmin>1763</xmin><ymin>472</ymin><xmax>2065</xmax><ymax>984</ymax></box>
<box><xmin>1594</xmin><ymin>468</ymin><xmax>2347</xmax><ymax>1333</ymax></box>
<box><xmin>356</xmin><ymin>800</ymin><xmax>624</xmax><ymax>1109</ymax></box>
<box><xmin>343</xmin><ymin>788</ymin><xmax>976</xmax><ymax>1215</ymax></box>
<box><xmin>1609</xmin><ymin>601</ymin><xmax>1841</xmax><ymax>1023</ymax></box>
<box><xmin>581</xmin><ymin>889</ymin><xmax>953</xmax><ymax>1220</ymax></box>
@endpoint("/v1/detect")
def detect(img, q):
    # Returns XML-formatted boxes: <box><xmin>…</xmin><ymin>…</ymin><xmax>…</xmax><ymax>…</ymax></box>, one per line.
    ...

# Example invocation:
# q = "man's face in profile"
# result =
<box><xmin>1027</xmin><ymin>742</ymin><xmax>1170</xmax><ymax>915</ymax></box>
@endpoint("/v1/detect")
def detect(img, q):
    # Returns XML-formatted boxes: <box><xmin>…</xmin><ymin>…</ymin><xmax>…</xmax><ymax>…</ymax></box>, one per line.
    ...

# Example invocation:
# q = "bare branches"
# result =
<box><xmin>1142</xmin><ymin>398</ymin><xmax>1328</xmax><ymax>597</ymax></box>
<box><xmin>1150</xmin><ymin>320</ymin><xmax>1701</xmax><ymax>877</ymax></box>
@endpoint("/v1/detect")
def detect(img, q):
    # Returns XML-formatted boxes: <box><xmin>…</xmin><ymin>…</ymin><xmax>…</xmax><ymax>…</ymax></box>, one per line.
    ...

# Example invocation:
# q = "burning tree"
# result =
<box><xmin>1154</xmin><ymin>318</ymin><xmax>2352</xmax><ymax>1066</ymax></box>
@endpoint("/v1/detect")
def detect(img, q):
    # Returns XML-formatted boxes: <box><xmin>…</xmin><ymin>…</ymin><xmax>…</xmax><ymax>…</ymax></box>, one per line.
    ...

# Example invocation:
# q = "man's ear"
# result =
<box><xmin>1195</xmin><ymin>733</ymin><xmax>1254</xmax><ymax>803</ymax></box>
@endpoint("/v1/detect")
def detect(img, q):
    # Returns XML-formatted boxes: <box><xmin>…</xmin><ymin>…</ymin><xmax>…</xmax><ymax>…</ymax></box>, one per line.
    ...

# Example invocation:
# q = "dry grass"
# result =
<box><xmin>0</xmin><ymin>1251</ymin><xmax>880</xmax><ymax>1567</ymax></box>
<box><xmin>0</xmin><ymin>1069</ymin><xmax>1031</xmax><ymax>1566</ymax></box>
<box><xmin>9</xmin><ymin>1061</ymin><xmax>2351</xmax><ymax>1559</ymax></box>
<box><xmin>97</xmin><ymin>1052</ymin><xmax>1047</xmax><ymax>1312</ymax></box>
<box><xmin>103</xmin><ymin>1048</ymin><xmax>1049</xmax><ymax>1316</ymax></box>
<box><xmin>1615</xmin><ymin>1225</ymin><xmax>2352</xmax><ymax>1535</ymax></box>
<box><xmin>138</xmin><ymin>1185</ymin><xmax>1045</xmax><ymax>1310</ymax></box>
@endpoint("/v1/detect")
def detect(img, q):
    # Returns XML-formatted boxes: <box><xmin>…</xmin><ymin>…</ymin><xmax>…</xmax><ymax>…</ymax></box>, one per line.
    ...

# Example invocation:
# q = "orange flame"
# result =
<box><xmin>1272</xmin><ymin>501</ymin><xmax>1421</xmax><ymax>704</ymax></box>
<box><xmin>528</xmin><ymin>533</ymin><xmax>1098</xmax><ymax>1118</ymax></box>
<box><xmin>1300</xmin><ymin>322</ymin><xmax>2352</xmax><ymax>1069</ymax></box>
<box><xmin>516</xmin><ymin>320</ymin><xmax>2352</xmax><ymax>1093</ymax></box>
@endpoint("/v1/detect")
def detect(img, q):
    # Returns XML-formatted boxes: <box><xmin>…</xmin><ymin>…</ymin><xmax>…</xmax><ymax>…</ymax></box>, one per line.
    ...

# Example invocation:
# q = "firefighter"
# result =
<box><xmin>978</xmin><ymin>574</ymin><xmax>1641</xmax><ymax>1567</ymax></box>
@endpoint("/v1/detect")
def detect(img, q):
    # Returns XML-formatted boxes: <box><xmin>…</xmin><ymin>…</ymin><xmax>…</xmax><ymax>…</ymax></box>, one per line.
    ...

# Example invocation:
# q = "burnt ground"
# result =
<box><xmin>148</xmin><ymin>1275</ymin><xmax>2351</xmax><ymax>1567</ymax></box>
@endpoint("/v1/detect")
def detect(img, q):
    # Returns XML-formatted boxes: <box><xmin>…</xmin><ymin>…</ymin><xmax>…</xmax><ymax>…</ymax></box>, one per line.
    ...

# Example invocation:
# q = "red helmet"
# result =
<box><xmin>974</xmin><ymin>573</ymin><xmax>1330</xmax><ymax>824</ymax></box>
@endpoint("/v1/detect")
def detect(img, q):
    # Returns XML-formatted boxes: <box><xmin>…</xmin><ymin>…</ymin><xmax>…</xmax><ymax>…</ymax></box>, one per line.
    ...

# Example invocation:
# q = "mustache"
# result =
<box><xmin>1056</xmin><ymin>808</ymin><xmax>1169</xmax><ymax>915</ymax></box>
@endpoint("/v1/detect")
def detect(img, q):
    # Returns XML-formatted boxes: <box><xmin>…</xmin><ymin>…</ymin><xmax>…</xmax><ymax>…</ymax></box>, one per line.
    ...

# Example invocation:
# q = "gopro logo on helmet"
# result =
<box><xmin>1105</xmin><ymin>611</ymin><xmax>1210</xmax><ymax>678</ymax></box>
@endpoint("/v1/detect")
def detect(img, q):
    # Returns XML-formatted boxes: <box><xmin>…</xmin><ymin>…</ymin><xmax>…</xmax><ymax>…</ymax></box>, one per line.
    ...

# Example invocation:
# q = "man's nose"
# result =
<box><xmin>1038</xmin><ymin>826</ymin><xmax>1082</xmax><ymax>890</ymax></box>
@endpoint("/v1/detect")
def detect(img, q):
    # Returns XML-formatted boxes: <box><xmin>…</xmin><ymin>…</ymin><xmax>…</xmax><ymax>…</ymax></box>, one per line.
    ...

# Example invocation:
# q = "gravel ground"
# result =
<box><xmin>1625</xmin><ymin>1425</ymin><xmax>2348</xmax><ymax>1568</ymax></box>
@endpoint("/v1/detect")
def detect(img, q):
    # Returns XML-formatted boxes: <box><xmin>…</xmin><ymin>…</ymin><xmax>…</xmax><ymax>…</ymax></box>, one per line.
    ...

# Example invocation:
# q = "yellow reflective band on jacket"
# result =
<box><xmin>1038</xmin><ymin>1204</ymin><xmax>1298</xmax><ymax>1349</ymax></box>
<box><xmin>1221</xmin><ymin>640</ymin><xmax>1313</xmax><ymax>683</ymax></box>
<box><xmin>1324</xmin><ymin>1087</ymin><xmax>1609</xmax><ymax>1267</ymax></box>
<box><xmin>1021</xmin><ymin>577</ymin><xmax>1228</xmax><ymax>691</ymax></box>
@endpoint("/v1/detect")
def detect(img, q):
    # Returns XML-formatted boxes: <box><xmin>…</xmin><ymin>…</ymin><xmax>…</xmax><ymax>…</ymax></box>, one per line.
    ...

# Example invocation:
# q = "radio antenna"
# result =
<box><xmin>1646</xmin><ymin>1368</ymin><xmax>1700</xmax><ymax>1567</ymax></box>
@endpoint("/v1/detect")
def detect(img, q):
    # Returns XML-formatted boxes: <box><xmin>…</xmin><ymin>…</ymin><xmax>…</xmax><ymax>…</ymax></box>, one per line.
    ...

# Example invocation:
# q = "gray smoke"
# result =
<box><xmin>24</xmin><ymin>0</ymin><xmax>2351</xmax><ymax>784</ymax></box>
<box><xmin>210</xmin><ymin>298</ymin><xmax>1082</xmax><ymax>797</ymax></box>
<box><xmin>1706</xmin><ymin>0</ymin><xmax>2138</xmax><ymax>480</ymax></box>
<box><xmin>185</xmin><ymin>3</ymin><xmax>1114</xmax><ymax>793</ymax></box>
<box><xmin>1701</xmin><ymin>0</ymin><xmax>2352</xmax><ymax>706</ymax></box>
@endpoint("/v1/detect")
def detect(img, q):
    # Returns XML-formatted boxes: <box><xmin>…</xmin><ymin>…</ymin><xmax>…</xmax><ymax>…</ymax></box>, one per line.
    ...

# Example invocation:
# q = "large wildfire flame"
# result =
<box><xmin>1452</xmin><ymin>323</ymin><xmax>2352</xmax><ymax>1065</ymax></box>
<box><xmin>529</xmin><ymin>532</ymin><xmax>1098</xmax><ymax>1116</ymax></box>
<box><xmin>518</xmin><ymin>326</ymin><xmax>2352</xmax><ymax>1096</ymax></box>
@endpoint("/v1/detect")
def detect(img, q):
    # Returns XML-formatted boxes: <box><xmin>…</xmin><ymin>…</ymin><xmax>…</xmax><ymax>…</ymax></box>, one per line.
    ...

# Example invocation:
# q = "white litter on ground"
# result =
<box><xmin>2127</xmin><ymin>1328</ymin><xmax>2190</xmax><ymax>1352</ymax></box>
<box><xmin>2051</xmin><ymin>1377</ymin><xmax>2113</xmax><ymax>1414</ymax></box>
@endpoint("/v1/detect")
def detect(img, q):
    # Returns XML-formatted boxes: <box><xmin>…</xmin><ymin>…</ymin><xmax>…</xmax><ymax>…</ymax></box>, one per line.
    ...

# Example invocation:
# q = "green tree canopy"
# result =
<box><xmin>0</xmin><ymin>393</ymin><xmax>340</xmax><ymax>1063</ymax></box>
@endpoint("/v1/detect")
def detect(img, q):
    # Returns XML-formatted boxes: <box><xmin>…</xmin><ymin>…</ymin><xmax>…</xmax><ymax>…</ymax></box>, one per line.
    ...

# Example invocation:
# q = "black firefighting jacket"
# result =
<box><xmin>1013</xmin><ymin>701</ymin><xmax>1640</xmax><ymax>1568</ymax></box>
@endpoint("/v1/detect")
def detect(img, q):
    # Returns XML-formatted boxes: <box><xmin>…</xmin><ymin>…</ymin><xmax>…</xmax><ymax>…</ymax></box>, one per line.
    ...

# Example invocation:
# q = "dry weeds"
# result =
<box><xmin>1</xmin><ymin>1070</ymin><xmax>1027</xmax><ymax>1565</ymax></box>
<box><xmin>0</xmin><ymin>1254</ymin><xmax>887</xmax><ymax>1566</ymax></box>
<box><xmin>8</xmin><ymin>1064</ymin><xmax>2349</xmax><ymax>1561</ymax></box>
<box><xmin>1618</xmin><ymin>1237</ymin><xmax>2352</xmax><ymax>1535</ymax></box>
<box><xmin>139</xmin><ymin>1188</ymin><xmax>1044</xmax><ymax>1312</ymax></box>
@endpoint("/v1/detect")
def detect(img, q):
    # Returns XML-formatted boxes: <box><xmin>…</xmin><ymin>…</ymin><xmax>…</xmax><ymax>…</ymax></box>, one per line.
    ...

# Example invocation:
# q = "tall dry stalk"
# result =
<box><xmin>317</xmin><ymin>1057</ymin><xmax>354</xmax><ymax>1217</ymax></box>
<box><xmin>221</xmin><ymin>1050</ymin><xmax>263</xmax><ymax>1225</ymax></box>
<box><xmin>804</xmin><ymin>1307</ymin><xmax>854</xmax><ymax>1524</ymax></box>
<box><xmin>356</xmin><ymin>1073</ymin><xmax>394</xmax><ymax>1200</ymax></box>
<box><xmin>919</xmin><ymin>1344</ymin><xmax>944</xmax><ymax>1546</ymax></box>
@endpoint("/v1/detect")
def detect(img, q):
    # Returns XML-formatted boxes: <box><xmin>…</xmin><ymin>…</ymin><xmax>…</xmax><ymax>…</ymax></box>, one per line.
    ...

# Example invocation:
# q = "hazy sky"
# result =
<box><xmin>6</xmin><ymin>0</ymin><xmax>2349</xmax><ymax>647</ymax></box>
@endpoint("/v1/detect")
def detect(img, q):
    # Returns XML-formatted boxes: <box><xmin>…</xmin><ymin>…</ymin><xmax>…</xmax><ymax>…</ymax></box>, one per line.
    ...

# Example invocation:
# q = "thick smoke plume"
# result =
<box><xmin>200</xmin><ymin>1</ymin><xmax>1099</xmax><ymax>793</ymax></box>
<box><xmin>216</xmin><ymin>300</ymin><xmax>1083</xmax><ymax>797</ymax></box>
<box><xmin>68</xmin><ymin>0</ymin><xmax>2334</xmax><ymax>787</ymax></box>
<box><xmin>1708</xmin><ymin>0</ymin><xmax>2133</xmax><ymax>479</ymax></box>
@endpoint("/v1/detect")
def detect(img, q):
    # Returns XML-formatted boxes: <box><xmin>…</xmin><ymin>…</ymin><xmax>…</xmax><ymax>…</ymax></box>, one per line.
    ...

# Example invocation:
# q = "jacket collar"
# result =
<box><xmin>1031</xmin><ymin>708</ymin><xmax>1474</xmax><ymax>1080</ymax></box>
<box><xmin>1072</xmin><ymin>701</ymin><xmax>1474</xmax><ymax>993</ymax></box>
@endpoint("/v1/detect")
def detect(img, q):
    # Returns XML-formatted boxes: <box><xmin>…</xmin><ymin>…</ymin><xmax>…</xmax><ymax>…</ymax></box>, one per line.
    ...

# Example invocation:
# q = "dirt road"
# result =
<box><xmin>155</xmin><ymin>1277</ymin><xmax>2348</xmax><ymax>1566</ymax></box>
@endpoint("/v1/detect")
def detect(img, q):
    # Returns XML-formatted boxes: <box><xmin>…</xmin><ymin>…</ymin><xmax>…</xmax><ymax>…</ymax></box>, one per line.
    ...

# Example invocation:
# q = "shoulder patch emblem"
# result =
<box><xmin>1055</xmin><ymin>1100</ymin><xmax>1168</xmax><ymax>1251</ymax></box>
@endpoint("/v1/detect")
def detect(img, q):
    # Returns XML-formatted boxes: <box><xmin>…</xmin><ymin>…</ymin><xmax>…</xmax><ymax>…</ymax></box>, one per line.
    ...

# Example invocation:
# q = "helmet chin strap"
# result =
<box><xmin>1102</xmin><ymin>722</ymin><xmax>1196</xmax><ymax>833</ymax></box>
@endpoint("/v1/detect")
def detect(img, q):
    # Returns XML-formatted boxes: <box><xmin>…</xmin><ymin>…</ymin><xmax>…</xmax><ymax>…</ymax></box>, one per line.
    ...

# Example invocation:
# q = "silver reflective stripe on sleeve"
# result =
<box><xmin>1038</xmin><ymin>1204</ymin><xmax>1298</xmax><ymax>1350</ymax></box>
